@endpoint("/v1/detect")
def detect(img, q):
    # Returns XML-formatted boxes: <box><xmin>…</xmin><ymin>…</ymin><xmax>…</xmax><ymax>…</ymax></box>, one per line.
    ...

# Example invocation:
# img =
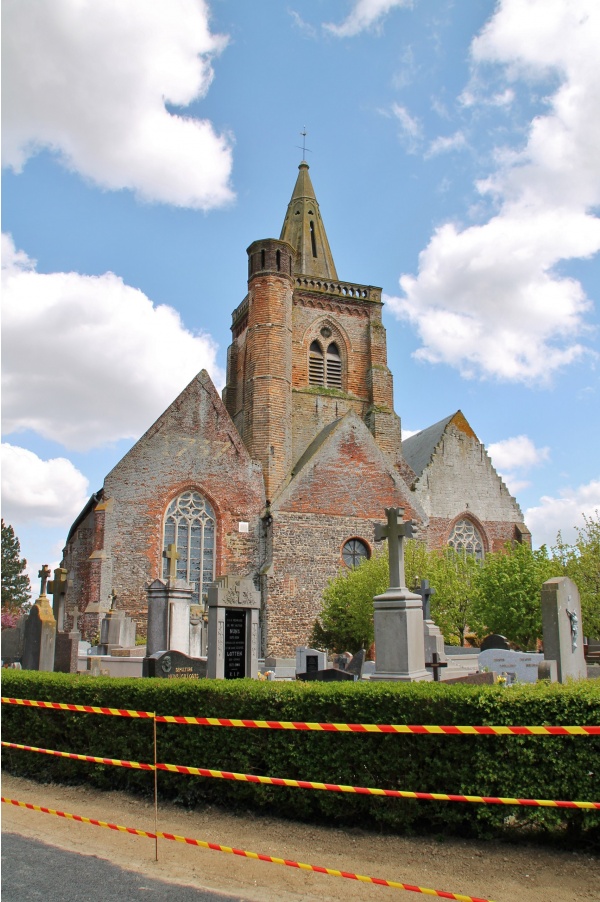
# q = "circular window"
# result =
<box><xmin>342</xmin><ymin>538</ymin><xmax>370</xmax><ymax>569</ymax></box>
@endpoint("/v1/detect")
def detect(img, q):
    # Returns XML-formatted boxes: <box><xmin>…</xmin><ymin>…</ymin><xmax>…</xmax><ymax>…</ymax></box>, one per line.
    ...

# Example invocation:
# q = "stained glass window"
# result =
<box><xmin>163</xmin><ymin>491</ymin><xmax>216</xmax><ymax>604</ymax></box>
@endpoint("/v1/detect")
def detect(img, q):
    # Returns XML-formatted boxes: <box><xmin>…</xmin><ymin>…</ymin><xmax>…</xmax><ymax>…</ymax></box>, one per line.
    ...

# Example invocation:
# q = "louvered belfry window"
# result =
<box><xmin>326</xmin><ymin>343</ymin><xmax>342</xmax><ymax>388</ymax></box>
<box><xmin>309</xmin><ymin>339</ymin><xmax>343</xmax><ymax>388</ymax></box>
<box><xmin>309</xmin><ymin>341</ymin><xmax>325</xmax><ymax>385</ymax></box>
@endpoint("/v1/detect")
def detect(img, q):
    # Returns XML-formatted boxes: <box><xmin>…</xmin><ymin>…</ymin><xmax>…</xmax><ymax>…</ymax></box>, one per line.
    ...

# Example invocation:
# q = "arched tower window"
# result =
<box><xmin>448</xmin><ymin>518</ymin><xmax>484</xmax><ymax>561</ymax></box>
<box><xmin>310</xmin><ymin>221</ymin><xmax>317</xmax><ymax>258</ymax></box>
<box><xmin>309</xmin><ymin>341</ymin><xmax>324</xmax><ymax>385</ymax></box>
<box><xmin>162</xmin><ymin>491</ymin><xmax>216</xmax><ymax>605</ymax></box>
<box><xmin>326</xmin><ymin>343</ymin><xmax>342</xmax><ymax>388</ymax></box>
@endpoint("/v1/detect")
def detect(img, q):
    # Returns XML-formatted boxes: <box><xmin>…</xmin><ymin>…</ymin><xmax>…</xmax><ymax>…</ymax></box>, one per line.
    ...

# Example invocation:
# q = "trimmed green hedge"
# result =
<box><xmin>2</xmin><ymin>671</ymin><xmax>599</xmax><ymax>846</ymax></box>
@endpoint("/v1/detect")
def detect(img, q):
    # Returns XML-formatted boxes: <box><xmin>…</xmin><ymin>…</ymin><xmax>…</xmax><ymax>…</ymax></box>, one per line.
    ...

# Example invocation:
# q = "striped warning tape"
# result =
<box><xmin>156</xmin><ymin>761</ymin><xmax>600</xmax><ymax>809</ymax></box>
<box><xmin>3</xmin><ymin>697</ymin><xmax>598</xmax><ymax>734</ymax></box>
<box><xmin>1</xmin><ymin>741</ymin><xmax>153</xmax><ymax>770</ymax></box>
<box><xmin>156</xmin><ymin>716</ymin><xmax>599</xmax><ymax>735</ymax></box>
<box><xmin>3</xmin><ymin>741</ymin><xmax>596</xmax><ymax>808</ymax></box>
<box><xmin>1</xmin><ymin>797</ymin><xmax>495</xmax><ymax>901</ymax></box>
<box><xmin>1</xmin><ymin>697</ymin><xmax>154</xmax><ymax>718</ymax></box>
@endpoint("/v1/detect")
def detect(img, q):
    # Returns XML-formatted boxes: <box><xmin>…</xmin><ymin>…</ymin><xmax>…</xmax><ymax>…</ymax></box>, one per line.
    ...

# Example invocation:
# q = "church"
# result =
<box><xmin>62</xmin><ymin>161</ymin><xmax>530</xmax><ymax>655</ymax></box>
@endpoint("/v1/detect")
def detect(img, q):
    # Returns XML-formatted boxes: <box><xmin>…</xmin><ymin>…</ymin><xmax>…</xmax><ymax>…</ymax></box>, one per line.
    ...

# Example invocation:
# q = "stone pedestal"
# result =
<box><xmin>371</xmin><ymin>589</ymin><xmax>432</xmax><ymax>682</ymax></box>
<box><xmin>207</xmin><ymin>575</ymin><xmax>260</xmax><ymax>679</ymax></box>
<box><xmin>541</xmin><ymin>576</ymin><xmax>587</xmax><ymax>683</ymax></box>
<box><xmin>146</xmin><ymin>579</ymin><xmax>169</xmax><ymax>656</ymax></box>
<box><xmin>22</xmin><ymin>595</ymin><xmax>57</xmax><ymax>672</ymax></box>
<box><xmin>168</xmin><ymin>582</ymin><xmax>195</xmax><ymax>654</ymax></box>
<box><xmin>100</xmin><ymin>609</ymin><xmax>136</xmax><ymax>651</ymax></box>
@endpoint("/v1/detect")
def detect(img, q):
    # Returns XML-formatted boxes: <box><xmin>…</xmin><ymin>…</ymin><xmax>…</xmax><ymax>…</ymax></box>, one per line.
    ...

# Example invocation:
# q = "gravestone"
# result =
<box><xmin>146</xmin><ymin>579</ymin><xmax>169</xmax><ymax>656</ymax></box>
<box><xmin>189</xmin><ymin>605</ymin><xmax>205</xmax><ymax>658</ymax></box>
<box><xmin>541</xmin><ymin>576</ymin><xmax>587</xmax><ymax>683</ymax></box>
<box><xmin>345</xmin><ymin>648</ymin><xmax>366</xmax><ymax>678</ymax></box>
<box><xmin>207</xmin><ymin>575</ymin><xmax>260</xmax><ymax>679</ymax></box>
<box><xmin>478</xmin><ymin>648</ymin><xmax>545</xmax><ymax>684</ymax></box>
<box><xmin>143</xmin><ymin>649</ymin><xmax>207</xmax><ymax>679</ymax></box>
<box><xmin>480</xmin><ymin>634</ymin><xmax>511</xmax><ymax>652</ymax></box>
<box><xmin>296</xmin><ymin>667</ymin><xmax>356</xmax><ymax>682</ymax></box>
<box><xmin>296</xmin><ymin>646</ymin><xmax>327</xmax><ymax>675</ymax></box>
<box><xmin>99</xmin><ymin>607</ymin><xmax>136</xmax><ymax>652</ymax></box>
<box><xmin>48</xmin><ymin>567</ymin><xmax>68</xmax><ymax>631</ymax></box>
<box><xmin>414</xmin><ymin>579</ymin><xmax>447</xmax><ymax>676</ymax></box>
<box><xmin>370</xmin><ymin>508</ymin><xmax>431</xmax><ymax>682</ymax></box>
<box><xmin>1</xmin><ymin>614</ymin><xmax>27</xmax><ymax>664</ymax></box>
<box><xmin>22</xmin><ymin>566</ymin><xmax>57</xmax><ymax>672</ymax></box>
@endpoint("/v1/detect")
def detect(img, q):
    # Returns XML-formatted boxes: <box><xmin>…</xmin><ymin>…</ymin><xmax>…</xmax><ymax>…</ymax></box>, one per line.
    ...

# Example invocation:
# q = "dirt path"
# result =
<box><xmin>1</xmin><ymin>775</ymin><xmax>597</xmax><ymax>902</ymax></box>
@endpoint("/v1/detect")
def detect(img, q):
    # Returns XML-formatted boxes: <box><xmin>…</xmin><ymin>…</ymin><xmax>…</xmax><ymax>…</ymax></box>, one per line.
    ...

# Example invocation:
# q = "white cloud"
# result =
<box><xmin>2</xmin><ymin>0</ymin><xmax>233</xmax><ymax>210</ymax></box>
<box><xmin>426</xmin><ymin>131</ymin><xmax>467</xmax><ymax>158</ymax></box>
<box><xmin>389</xmin><ymin>0</ymin><xmax>600</xmax><ymax>384</ymax></box>
<box><xmin>1</xmin><ymin>234</ymin><xmax>225</xmax><ymax>451</ymax></box>
<box><xmin>488</xmin><ymin>435</ymin><xmax>550</xmax><ymax>471</ymax></box>
<box><xmin>1</xmin><ymin>443</ymin><xmax>90</xmax><ymax>527</ymax></box>
<box><xmin>487</xmin><ymin>435</ymin><xmax>550</xmax><ymax>496</ymax></box>
<box><xmin>324</xmin><ymin>0</ymin><xmax>412</xmax><ymax>38</ymax></box>
<box><xmin>389</xmin><ymin>103</ymin><xmax>422</xmax><ymax>152</ymax></box>
<box><xmin>525</xmin><ymin>479</ymin><xmax>600</xmax><ymax>548</ymax></box>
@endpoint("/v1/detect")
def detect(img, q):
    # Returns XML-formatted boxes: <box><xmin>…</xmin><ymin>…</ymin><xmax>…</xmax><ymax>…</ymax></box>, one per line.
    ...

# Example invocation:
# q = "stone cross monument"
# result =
<box><xmin>22</xmin><ymin>565</ymin><xmax>57</xmax><ymax>672</ymax></box>
<box><xmin>370</xmin><ymin>508</ymin><xmax>431</xmax><ymax>682</ymax></box>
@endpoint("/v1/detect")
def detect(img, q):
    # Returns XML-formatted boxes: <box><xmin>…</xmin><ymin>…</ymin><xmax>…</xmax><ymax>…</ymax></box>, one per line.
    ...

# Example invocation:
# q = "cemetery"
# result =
<box><xmin>2</xmin><ymin>506</ymin><xmax>599</xmax><ymax>852</ymax></box>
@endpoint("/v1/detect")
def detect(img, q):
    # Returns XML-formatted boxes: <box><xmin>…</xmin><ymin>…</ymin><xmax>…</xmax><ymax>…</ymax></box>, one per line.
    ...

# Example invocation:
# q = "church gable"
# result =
<box><xmin>65</xmin><ymin>369</ymin><xmax>265</xmax><ymax>624</ymax></box>
<box><xmin>405</xmin><ymin>411</ymin><xmax>529</xmax><ymax>553</ymax></box>
<box><xmin>273</xmin><ymin>410</ymin><xmax>423</xmax><ymax>523</ymax></box>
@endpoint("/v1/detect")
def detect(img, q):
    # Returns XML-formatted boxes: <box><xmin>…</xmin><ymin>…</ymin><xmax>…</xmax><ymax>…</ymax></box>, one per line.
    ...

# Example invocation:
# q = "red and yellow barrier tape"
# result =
<box><xmin>157</xmin><ymin>715</ymin><xmax>599</xmax><ymax>735</ymax></box>
<box><xmin>1</xmin><ymin>797</ymin><xmax>495</xmax><ymax>901</ymax></box>
<box><xmin>1</xmin><ymin>741</ymin><xmax>153</xmax><ymax>770</ymax></box>
<box><xmin>156</xmin><ymin>761</ymin><xmax>600</xmax><ymax>809</ymax></box>
<box><xmin>1</xmin><ymin>697</ymin><xmax>154</xmax><ymax>718</ymax></box>
<box><xmin>3</xmin><ymin>696</ymin><xmax>598</xmax><ymax>734</ymax></box>
<box><xmin>4</xmin><ymin>741</ymin><xmax>597</xmax><ymax>808</ymax></box>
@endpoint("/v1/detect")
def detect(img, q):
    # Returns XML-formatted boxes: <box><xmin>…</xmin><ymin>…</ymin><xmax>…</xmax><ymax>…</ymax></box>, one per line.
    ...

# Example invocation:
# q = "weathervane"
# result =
<box><xmin>297</xmin><ymin>127</ymin><xmax>312</xmax><ymax>161</ymax></box>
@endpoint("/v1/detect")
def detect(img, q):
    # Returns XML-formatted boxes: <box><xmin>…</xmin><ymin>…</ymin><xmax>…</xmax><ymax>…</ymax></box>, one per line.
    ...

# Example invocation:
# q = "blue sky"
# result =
<box><xmin>2</xmin><ymin>0</ymin><xmax>599</xmax><ymax>590</ymax></box>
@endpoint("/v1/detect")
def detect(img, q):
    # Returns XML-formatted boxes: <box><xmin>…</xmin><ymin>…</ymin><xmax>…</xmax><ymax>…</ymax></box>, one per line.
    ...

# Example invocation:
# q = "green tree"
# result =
<box><xmin>406</xmin><ymin>543</ymin><xmax>482</xmax><ymax>646</ymax></box>
<box><xmin>471</xmin><ymin>542</ymin><xmax>560</xmax><ymax>649</ymax></box>
<box><xmin>1</xmin><ymin>520</ymin><xmax>31</xmax><ymax>613</ymax></box>
<box><xmin>552</xmin><ymin>511</ymin><xmax>600</xmax><ymax>638</ymax></box>
<box><xmin>310</xmin><ymin>552</ymin><xmax>388</xmax><ymax>652</ymax></box>
<box><xmin>311</xmin><ymin>541</ymin><xmax>483</xmax><ymax>652</ymax></box>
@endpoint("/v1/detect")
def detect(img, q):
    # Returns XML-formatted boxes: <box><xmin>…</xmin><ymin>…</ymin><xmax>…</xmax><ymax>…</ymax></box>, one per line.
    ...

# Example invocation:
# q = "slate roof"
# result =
<box><xmin>401</xmin><ymin>413</ymin><xmax>457</xmax><ymax>478</ymax></box>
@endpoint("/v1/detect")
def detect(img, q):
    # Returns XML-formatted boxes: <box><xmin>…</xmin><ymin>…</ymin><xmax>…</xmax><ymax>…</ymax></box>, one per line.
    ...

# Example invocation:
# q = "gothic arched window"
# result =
<box><xmin>162</xmin><ymin>491</ymin><xmax>216</xmax><ymax>605</ymax></box>
<box><xmin>448</xmin><ymin>518</ymin><xmax>484</xmax><ymax>560</ymax></box>
<box><xmin>308</xmin><ymin>337</ymin><xmax>344</xmax><ymax>389</ymax></box>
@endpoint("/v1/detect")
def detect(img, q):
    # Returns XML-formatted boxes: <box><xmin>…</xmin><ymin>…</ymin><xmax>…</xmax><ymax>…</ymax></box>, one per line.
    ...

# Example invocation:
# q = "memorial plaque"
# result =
<box><xmin>143</xmin><ymin>649</ymin><xmax>207</xmax><ymax>679</ymax></box>
<box><xmin>224</xmin><ymin>608</ymin><xmax>246</xmax><ymax>679</ymax></box>
<box><xmin>306</xmin><ymin>654</ymin><xmax>319</xmax><ymax>674</ymax></box>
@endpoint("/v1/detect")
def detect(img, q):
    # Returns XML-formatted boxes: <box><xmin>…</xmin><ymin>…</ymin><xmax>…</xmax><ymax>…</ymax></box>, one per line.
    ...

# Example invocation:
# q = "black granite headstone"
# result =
<box><xmin>480</xmin><ymin>634</ymin><xmax>511</xmax><ymax>651</ymax></box>
<box><xmin>296</xmin><ymin>668</ymin><xmax>356</xmax><ymax>682</ymax></box>
<box><xmin>306</xmin><ymin>654</ymin><xmax>319</xmax><ymax>674</ymax></box>
<box><xmin>143</xmin><ymin>649</ymin><xmax>207</xmax><ymax>679</ymax></box>
<box><xmin>224</xmin><ymin>608</ymin><xmax>246</xmax><ymax>679</ymax></box>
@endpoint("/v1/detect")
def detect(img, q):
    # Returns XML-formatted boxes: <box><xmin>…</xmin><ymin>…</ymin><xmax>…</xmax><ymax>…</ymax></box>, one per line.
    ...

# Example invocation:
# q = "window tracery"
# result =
<box><xmin>162</xmin><ymin>491</ymin><xmax>216</xmax><ymax>605</ymax></box>
<box><xmin>448</xmin><ymin>518</ymin><xmax>484</xmax><ymax>560</ymax></box>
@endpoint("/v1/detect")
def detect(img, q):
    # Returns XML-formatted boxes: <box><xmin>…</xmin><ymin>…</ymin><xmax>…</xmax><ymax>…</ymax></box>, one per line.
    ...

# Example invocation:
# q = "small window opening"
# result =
<box><xmin>310</xmin><ymin>221</ymin><xmax>317</xmax><ymax>258</ymax></box>
<box><xmin>261</xmin><ymin>249</ymin><xmax>265</xmax><ymax>269</ymax></box>
<box><xmin>276</xmin><ymin>249</ymin><xmax>281</xmax><ymax>271</ymax></box>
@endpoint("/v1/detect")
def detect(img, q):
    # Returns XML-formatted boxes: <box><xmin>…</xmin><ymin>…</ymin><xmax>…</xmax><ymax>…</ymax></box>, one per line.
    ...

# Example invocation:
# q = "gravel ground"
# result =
<box><xmin>2</xmin><ymin>774</ymin><xmax>598</xmax><ymax>902</ymax></box>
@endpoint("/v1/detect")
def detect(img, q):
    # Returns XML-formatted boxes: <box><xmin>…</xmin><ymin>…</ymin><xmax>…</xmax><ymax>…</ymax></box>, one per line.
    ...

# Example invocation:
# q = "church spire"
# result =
<box><xmin>280</xmin><ymin>161</ymin><xmax>338</xmax><ymax>280</ymax></box>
